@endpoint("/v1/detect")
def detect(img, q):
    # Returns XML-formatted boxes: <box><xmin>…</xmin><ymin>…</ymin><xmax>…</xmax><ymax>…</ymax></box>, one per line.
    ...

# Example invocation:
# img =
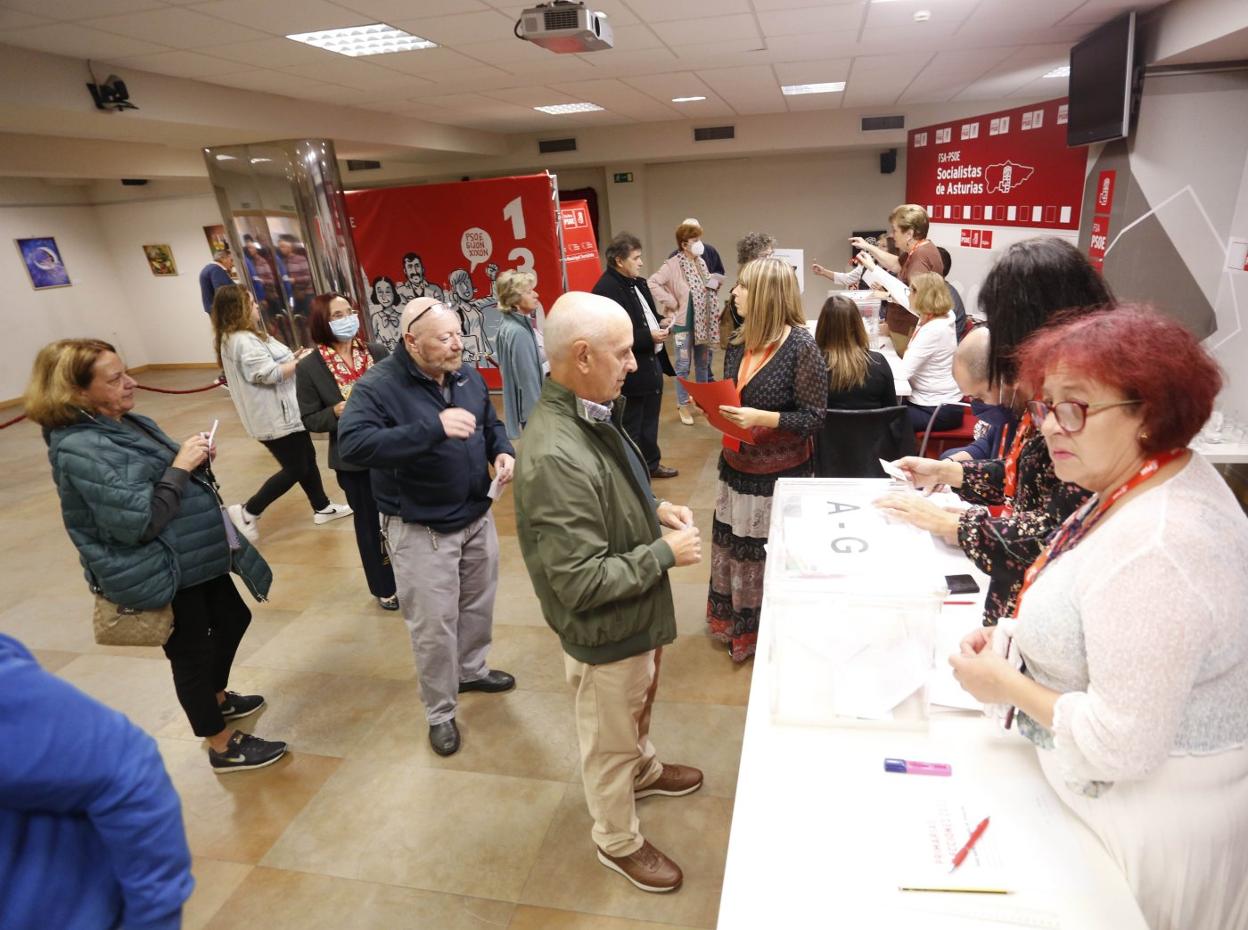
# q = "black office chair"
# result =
<box><xmin>814</xmin><ymin>405</ymin><xmax>917</xmax><ymax>478</ymax></box>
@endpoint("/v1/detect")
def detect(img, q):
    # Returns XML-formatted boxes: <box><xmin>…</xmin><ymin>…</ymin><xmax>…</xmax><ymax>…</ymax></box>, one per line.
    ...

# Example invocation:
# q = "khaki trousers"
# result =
<box><xmin>564</xmin><ymin>647</ymin><xmax>665</xmax><ymax>857</ymax></box>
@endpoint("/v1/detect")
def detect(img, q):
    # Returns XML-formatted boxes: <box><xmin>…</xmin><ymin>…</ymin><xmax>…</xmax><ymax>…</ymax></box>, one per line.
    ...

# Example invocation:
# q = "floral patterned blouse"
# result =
<box><xmin>956</xmin><ymin>430</ymin><xmax>1092</xmax><ymax>625</ymax></box>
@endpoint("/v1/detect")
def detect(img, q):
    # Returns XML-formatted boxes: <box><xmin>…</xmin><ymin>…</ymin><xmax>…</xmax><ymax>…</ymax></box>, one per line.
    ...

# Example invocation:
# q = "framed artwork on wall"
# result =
<box><xmin>142</xmin><ymin>244</ymin><xmax>178</xmax><ymax>276</ymax></box>
<box><xmin>203</xmin><ymin>224</ymin><xmax>228</xmax><ymax>255</ymax></box>
<box><xmin>15</xmin><ymin>237</ymin><xmax>71</xmax><ymax>289</ymax></box>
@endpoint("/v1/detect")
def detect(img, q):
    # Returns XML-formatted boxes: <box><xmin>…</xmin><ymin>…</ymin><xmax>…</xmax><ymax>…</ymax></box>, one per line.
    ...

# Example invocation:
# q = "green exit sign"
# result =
<box><xmin>613</xmin><ymin>172</ymin><xmax>634</xmax><ymax>183</ymax></box>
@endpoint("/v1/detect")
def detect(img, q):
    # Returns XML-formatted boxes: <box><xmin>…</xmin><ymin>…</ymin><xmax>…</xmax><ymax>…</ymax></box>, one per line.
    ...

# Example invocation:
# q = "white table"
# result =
<box><xmin>716</xmin><ymin>479</ymin><xmax>1148</xmax><ymax>930</ymax></box>
<box><xmin>1191</xmin><ymin>439</ymin><xmax>1248</xmax><ymax>464</ymax></box>
<box><xmin>804</xmin><ymin>318</ymin><xmax>910</xmax><ymax>398</ymax></box>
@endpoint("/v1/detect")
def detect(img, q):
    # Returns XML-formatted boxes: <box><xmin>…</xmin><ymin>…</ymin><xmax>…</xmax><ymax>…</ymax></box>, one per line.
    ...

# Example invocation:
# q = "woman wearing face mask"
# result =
<box><xmin>648</xmin><ymin>220</ymin><xmax>719</xmax><ymax>426</ymax></box>
<box><xmin>296</xmin><ymin>294</ymin><xmax>397</xmax><ymax>610</ymax></box>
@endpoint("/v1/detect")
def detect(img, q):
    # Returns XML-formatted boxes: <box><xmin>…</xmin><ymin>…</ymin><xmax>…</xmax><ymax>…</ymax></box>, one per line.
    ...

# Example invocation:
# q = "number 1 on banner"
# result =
<box><xmin>503</xmin><ymin>197</ymin><xmax>526</xmax><ymax>239</ymax></box>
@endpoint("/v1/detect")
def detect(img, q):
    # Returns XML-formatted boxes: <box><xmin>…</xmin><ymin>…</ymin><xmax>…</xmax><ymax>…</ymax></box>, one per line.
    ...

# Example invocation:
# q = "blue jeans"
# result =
<box><xmin>673</xmin><ymin>333</ymin><xmax>713</xmax><ymax>406</ymax></box>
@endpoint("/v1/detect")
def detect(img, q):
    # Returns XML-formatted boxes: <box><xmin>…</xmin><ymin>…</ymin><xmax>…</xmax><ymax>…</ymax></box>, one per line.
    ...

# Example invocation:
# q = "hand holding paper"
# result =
<box><xmin>864</xmin><ymin>264</ymin><xmax>914</xmax><ymax>315</ymax></box>
<box><xmin>677</xmin><ymin>377</ymin><xmax>754</xmax><ymax>446</ymax></box>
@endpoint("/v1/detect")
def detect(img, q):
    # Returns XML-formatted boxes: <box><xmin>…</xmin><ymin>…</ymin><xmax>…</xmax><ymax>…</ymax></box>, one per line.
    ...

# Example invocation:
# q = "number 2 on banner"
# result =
<box><xmin>503</xmin><ymin>197</ymin><xmax>526</xmax><ymax>240</ymax></box>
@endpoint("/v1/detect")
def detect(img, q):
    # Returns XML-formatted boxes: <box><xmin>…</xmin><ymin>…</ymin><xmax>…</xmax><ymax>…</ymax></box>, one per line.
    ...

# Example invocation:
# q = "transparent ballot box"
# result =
<box><xmin>764</xmin><ymin>478</ymin><xmax>946</xmax><ymax>729</ymax></box>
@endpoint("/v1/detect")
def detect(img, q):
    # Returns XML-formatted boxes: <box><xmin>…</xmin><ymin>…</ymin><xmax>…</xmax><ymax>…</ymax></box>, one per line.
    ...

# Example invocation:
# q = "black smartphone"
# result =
<box><xmin>945</xmin><ymin>574</ymin><xmax>981</xmax><ymax>595</ymax></box>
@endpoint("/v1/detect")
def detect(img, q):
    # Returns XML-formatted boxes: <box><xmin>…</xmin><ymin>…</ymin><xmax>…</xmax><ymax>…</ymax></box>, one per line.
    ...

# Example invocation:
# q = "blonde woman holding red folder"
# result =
<box><xmin>707</xmin><ymin>257</ymin><xmax>826</xmax><ymax>662</ymax></box>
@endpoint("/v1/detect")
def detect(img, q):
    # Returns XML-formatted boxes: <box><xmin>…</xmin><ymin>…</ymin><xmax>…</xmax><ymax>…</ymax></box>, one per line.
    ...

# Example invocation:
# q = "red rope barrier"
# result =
<box><xmin>0</xmin><ymin>378</ymin><xmax>223</xmax><ymax>428</ymax></box>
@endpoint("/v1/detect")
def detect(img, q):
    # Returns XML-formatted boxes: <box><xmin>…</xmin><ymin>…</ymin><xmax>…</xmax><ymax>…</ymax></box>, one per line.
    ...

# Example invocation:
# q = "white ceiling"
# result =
<box><xmin>0</xmin><ymin>0</ymin><xmax>1167</xmax><ymax>135</ymax></box>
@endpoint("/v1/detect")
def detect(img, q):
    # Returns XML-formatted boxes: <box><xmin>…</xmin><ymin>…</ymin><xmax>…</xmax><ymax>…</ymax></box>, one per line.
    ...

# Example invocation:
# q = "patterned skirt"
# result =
<box><xmin>707</xmin><ymin>451</ymin><xmax>814</xmax><ymax>662</ymax></box>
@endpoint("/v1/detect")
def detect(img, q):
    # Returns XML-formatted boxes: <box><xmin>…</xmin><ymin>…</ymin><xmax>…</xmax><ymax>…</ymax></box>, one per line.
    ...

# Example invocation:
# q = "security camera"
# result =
<box><xmin>87</xmin><ymin>75</ymin><xmax>138</xmax><ymax>112</ymax></box>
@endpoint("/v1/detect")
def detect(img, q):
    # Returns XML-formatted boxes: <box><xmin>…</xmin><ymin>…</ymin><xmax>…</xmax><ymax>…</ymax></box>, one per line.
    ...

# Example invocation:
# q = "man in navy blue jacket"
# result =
<box><xmin>0</xmin><ymin>634</ymin><xmax>192</xmax><ymax>930</ymax></box>
<box><xmin>338</xmin><ymin>297</ymin><xmax>517</xmax><ymax>757</ymax></box>
<box><xmin>198</xmin><ymin>249</ymin><xmax>234</xmax><ymax>313</ymax></box>
<box><xmin>940</xmin><ymin>326</ymin><xmax>1019</xmax><ymax>462</ymax></box>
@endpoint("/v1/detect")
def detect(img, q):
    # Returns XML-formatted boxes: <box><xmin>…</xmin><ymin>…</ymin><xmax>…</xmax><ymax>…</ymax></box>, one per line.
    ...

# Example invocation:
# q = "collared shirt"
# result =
<box><xmin>579</xmin><ymin>397</ymin><xmax>614</xmax><ymax>422</ymax></box>
<box><xmin>578</xmin><ymin>395</ymin><xmax>655</xmax><ymax>505</ymax></box>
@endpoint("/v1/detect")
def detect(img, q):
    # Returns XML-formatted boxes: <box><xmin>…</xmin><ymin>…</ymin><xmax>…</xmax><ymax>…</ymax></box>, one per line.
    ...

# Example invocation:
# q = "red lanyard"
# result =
<box><xmin>999</xmin><ymin>412</ymin><xmax>1033</xmax><ymax>517</ymax></box>
<box><xmin>1013</xmin><ymin>448</ymin><xmax>1185</xmax><ymax>617</ymax></box>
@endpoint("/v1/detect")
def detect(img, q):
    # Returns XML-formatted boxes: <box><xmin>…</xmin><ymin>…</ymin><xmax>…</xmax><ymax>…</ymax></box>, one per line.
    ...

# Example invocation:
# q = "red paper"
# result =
<box><xmin>678</xmin><ymin>378</ymin><xmax>754</xmax><ymax>449</ymax></box>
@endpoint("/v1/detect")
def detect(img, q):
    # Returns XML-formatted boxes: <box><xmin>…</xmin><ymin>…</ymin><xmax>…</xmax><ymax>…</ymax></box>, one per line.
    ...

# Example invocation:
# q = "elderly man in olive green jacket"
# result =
<box><xmin>514</xmin><ymin>292</ymin><xmax>704</xmax><ymax>895</ymax></box>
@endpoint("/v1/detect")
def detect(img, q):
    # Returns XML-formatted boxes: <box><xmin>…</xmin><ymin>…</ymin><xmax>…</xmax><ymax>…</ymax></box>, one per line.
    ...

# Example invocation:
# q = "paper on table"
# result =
<box><xmin>897</xmin><ymin>797</ymin><xmax>1008</xmax><ymax>892</ymax></box>
<box><xmin>678</xmin><ymin>377</ymin><xmax>754</xmax><ymax>446</ymax></box>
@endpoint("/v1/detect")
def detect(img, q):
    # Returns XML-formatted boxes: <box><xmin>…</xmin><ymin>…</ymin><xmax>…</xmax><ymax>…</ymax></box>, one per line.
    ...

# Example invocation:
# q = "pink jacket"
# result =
<box><xmin>646</xmin><ymin>254</ymin><xmax>709</xmax><ymax>327</ymax></box>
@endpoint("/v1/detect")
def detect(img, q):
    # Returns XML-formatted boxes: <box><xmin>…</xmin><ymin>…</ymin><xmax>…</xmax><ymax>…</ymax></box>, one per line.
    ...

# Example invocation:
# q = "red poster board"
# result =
<box><xmin>559</xmin><ymin>199</ymin><xmax>601</xmax><ymax>291</ymax></box>
<box><xmin>906</xmin><ymin>98</ymin><xmax>1087</xmax><ymax>232</ymax></box>
<box><xmin>346</xmin><ymin>173</ymin><xmax>564</xmax><ymax>388</ymax></box>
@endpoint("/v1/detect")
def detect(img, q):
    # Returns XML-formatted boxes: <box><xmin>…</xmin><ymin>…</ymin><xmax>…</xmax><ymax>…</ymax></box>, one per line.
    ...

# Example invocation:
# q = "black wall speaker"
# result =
<box><xmin>880</xmin><ymin>148</ymin><xmax>897</xmax><ymax>174</ymax></box>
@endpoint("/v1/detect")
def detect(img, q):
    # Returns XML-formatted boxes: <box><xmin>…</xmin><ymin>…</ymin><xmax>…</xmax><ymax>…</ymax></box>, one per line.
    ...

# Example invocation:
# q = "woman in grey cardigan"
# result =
<box><xmin>211</xmin><ymin>285</ymin><xmax>350</xmax><ymax>542</ymax></box>
<box><xmin>26</xmin><ymin>338</ymin><xmax>285</xmax><ymax>773</ymax></box>
<box><xmin>492</xmin><ymin>269</ymin><xmax>546</xmax><ymax>440</ymax></box>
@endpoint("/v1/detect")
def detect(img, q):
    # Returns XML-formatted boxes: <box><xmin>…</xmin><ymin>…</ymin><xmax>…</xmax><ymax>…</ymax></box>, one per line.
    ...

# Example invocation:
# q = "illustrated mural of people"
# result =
<box><xmin>447</xmin><ymin>267</ymin><xmax>497</xmax><ymax>365</ymax></box>
<box><xmin>394</xmin><ymin>252</ymin><xmax>447</xmax><ymax>304</ymax></box>
<box><xmin>368</xmin><ymin>275</ymin><xmax>402</xmax><ymax>352</ymax></box>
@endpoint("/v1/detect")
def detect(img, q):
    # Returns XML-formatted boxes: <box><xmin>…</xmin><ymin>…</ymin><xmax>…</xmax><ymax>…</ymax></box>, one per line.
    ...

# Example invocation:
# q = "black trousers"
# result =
<box><xmin>907</xmin><ymin>401</ymin><xmax>964</xmax><ymax>434</ymax></box>
<box><xmin>336</xmin><ymin>468</ymin><xmax>397</xmax><ymax>599</ymax></box>
<box><xmin>622</xmin><ymin>389</ymin><xmax>663</xmax><ymax>473</ymax></box>
<box><xmin>246</xmin><ymin>430</ymin><xmax>330</xmax><ymax>515</ymax></box>
<box><xmin>163</xmin><ymin>575</ymin><xmax>251</xmax><ymax>737</ymax></box>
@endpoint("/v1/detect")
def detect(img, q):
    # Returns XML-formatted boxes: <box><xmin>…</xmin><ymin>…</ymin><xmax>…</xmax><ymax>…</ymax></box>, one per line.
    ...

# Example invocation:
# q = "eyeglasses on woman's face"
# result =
<box><xmin>1027</xmin><ymin>398</ymin><xmax>1143</xmax><ymax>434</ymax></box>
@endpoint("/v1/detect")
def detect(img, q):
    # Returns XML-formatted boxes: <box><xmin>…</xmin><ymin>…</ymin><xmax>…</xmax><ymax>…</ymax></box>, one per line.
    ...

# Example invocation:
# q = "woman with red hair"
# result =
<box><xmin>946</xmin><ymin>307</ymin><xmax>1248</xmax><ymax>930</ymax></box>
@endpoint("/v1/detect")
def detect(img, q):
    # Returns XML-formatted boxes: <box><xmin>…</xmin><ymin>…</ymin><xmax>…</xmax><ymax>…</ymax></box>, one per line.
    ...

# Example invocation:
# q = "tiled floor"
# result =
<box><xmin>0</xmin><ymin>367</ymin><xmax>747</xmax><ymax>930</ymax></box>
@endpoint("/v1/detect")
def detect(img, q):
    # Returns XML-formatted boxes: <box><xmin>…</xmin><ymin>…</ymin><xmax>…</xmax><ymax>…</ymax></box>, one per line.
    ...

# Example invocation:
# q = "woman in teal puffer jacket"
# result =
<box><xmin>26</xmin><ymin>339</ymin><xmax>288</xmax><ymax>773</ymax></box>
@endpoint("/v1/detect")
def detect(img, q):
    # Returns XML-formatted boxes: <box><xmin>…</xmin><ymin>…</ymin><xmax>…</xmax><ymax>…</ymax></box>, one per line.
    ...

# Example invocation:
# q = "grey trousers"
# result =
<box><xmin>383</xmin><ymin>510</ymin><xmax>499</xmax><ymax>725</ymax></box>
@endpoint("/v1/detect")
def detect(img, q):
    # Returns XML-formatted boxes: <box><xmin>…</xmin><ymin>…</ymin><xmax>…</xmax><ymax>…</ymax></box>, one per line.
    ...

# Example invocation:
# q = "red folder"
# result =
<box><xmin>678</xmin><ymin>377</ymin><xmax>754</xmax><ymax>450</ymax></box>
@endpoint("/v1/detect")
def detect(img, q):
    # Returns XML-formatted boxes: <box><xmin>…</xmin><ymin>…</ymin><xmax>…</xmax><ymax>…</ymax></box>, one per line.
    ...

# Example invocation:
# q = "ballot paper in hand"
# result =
<box><xmin>864</xmin><ymin>264</ymin><xmax>916</xmax><ymax>316</ymax></box>
<box><xmin>488</xmin><ymin>473</ymin><xmax>505</xmax><ymax>500</ymax></box>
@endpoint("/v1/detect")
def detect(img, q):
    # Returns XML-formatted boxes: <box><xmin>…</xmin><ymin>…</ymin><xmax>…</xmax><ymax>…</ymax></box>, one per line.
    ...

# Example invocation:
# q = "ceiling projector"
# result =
<box><xmin>516</xmin><ymin>1</ymin><xmax>613</xmax><ymax>53</ymax></box>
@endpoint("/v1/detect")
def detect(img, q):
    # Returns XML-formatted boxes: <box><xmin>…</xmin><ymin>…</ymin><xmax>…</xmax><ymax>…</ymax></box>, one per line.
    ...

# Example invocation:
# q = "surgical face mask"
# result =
<box><xmin>329</xmin><ymin>315</ymin><xmax>360</xmax><ymax>341</ymax></box>
<box><xmin>689</xmin><ymin>240</ymin><xmax>705</xmax><ymax>257</ymax></box>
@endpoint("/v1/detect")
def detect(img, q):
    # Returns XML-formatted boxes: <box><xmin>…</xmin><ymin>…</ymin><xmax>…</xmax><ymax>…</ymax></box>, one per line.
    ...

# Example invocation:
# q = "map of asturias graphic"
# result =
<box><xmin>985</xmin><ymin>160</ymin><xmax>1035</xmax><ymax>194</ymax></box>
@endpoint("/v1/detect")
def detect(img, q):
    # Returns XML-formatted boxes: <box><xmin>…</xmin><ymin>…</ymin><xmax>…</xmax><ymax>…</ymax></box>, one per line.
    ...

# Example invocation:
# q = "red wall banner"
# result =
<box><xmin>559</xmin><ymin>199</ymin><xmax>601</xmax><ymax>292</ymax></box>
<box><xmin>906</xmin><ymin>98</ymin><xmax>1087</xmax><ymax>232</ymax></box>
<box><xmin>345</xmin><ymin>173</ymin><xmax>564</xmax><ymax>388</ymax></box>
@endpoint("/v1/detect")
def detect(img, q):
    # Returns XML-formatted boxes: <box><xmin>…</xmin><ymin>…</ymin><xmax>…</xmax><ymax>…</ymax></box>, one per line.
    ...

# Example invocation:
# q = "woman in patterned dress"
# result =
<box><xmin>707</xmin><ymin>257</ymin><xmax>827</xmax><ymax>661</ymax></box>
<box><xmin>876</xmin><ymin>238</ymin><xmax>1113</xmax><ymax>625</ymax></box>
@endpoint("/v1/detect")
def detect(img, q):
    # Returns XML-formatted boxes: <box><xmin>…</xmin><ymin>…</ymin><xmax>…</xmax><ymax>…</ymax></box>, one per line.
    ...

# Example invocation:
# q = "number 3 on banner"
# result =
<box><xmin>509</xmin><ymin>247</ymin><xmax>534</xmax><ymax>273</ymax></box>
<box><xmin>503</xmin><ymin>197</ymin><xmax>526</xmax><ymax>239</ymax></box>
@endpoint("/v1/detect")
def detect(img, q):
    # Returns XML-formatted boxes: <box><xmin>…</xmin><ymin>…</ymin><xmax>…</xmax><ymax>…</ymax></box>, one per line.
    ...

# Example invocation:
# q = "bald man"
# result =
<box><xmin>338</xmin><ymin>298</ymin><xmax>516</xmax><ymax>757</ymax></box>
<box><xmin>941</xmin><ymin>325</ymin><xmax>1020</xmax><ymax>462</ymax></box>
<box><xmin>513</xmin><ymin>292</ymin><xmax>703</xmax><ymax>894</ymax></box>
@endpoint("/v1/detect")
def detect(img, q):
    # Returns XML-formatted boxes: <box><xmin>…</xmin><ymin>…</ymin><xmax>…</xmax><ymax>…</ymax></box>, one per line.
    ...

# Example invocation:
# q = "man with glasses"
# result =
<box><xmin>338</xmin><ymin>297</ymin><xmax>516</xmax><ymax>757</ymax></box>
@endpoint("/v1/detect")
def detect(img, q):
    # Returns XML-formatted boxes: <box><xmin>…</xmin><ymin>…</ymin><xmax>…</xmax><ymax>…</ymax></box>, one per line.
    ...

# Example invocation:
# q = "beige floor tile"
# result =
<box><xmin>261</xmin><ymin>761</ymin><xmax>565</xmax><ymax>901</ymax></box>
<box><xmin>486</xmin><ymin>624</ymin><xmax>568</xmax><ymax>693</ymax></box>
<box><xmin>54</xmin><ymin>653</ymin><xmax>186</xmax><ymax>733</ymax></box>
<box><xmin>656</xmin><ymin>634</ymin><xmax>751</xmax><ymax>707</ymax></box>
<box><xmin>355</xmin><ymin>680</ymin><xmax>580</xmax><ymax>782</ymax></box>
<box><xmin>240</xmin><ymin>605</ymin><xmax>416</xmax><ymax>681</ymax></box>
<box><xmin>670</xmin><ymin>582</ymin><xmax>711</xmax><ymax>635</ymax></box>
<box><xmin>519</xmin><ymin>786</ymin><xmax>729</xmax><ymax>929</ymax></box>
<box><xmin>157</xmin><ymin>666</ymin><xmax>406</xmax><ymax>758</ymax></box>
<box><xmin>156</xmin><ymin>737</ymin><xmax>342</xmax><ymax>863</ymax></box>
<box><xmin>646</xmin><ymin>701</ymin><xmax>746</xmax><ymax>800</ymax></box>
<box><xmin>182</xmin><ymin>857</ymin><xmax>253</xmax><ymax>930</ymax></box>
<box><xmin>30</xmin><ymin>648</ymin><xmax>81</xmax><ymax>673</ymax></box>
<box><xmin>203</xmin><ymin>867</ymin><xmax>516</xmax><ymax>930</ymax></box>
<box><xmin>509</xmin><ymin>905</ymin><xmax>705</xmax><ymax>930</ymax></box>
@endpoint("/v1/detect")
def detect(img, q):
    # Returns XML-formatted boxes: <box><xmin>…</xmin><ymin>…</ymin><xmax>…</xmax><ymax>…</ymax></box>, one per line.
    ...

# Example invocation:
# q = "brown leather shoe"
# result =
<box><xmin>597</xmin><ymin>840</ymin><xmax>683</xmax><ymax>893</ymax></box>
<box><xmin>649</xmin><ymin>464</ymin><xmax>679</xmax><ymax>479</ymax></box>
<box><xmin>635</xmin><ymin>763</ymin><xmax>704</xmax><ymax>800</ymax></box>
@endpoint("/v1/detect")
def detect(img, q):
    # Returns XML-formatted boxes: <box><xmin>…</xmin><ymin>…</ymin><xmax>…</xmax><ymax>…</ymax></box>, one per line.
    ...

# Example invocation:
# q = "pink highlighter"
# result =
<box><xmin>884</xmin><ymin>758</ymin><xmax>952</xmax><ymax>776</ymax></box>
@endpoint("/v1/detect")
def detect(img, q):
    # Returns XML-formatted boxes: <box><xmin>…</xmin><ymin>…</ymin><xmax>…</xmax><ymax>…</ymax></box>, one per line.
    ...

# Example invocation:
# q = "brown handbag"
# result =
<box><xmin>92</xmin><ymin>593</ymin><xmax>174</xmax><ymax>647</ymax></box>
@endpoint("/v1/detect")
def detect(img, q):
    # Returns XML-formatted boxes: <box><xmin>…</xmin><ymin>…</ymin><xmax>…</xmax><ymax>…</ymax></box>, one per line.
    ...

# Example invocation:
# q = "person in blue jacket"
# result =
<box><xmin>0</xmin><ymin>633</ymin><xmax>193</xmax><ymax>930</ymax></box>
<box><xmin>338</xmin><ymin>298</ymin><xmax>517</xmax><ymax>758</ymax></box>
<box><xmin>198</xmin><ymin>249</ymin><xmax>234</xmax><ymax>313</ymax></box>
<box><xmin>939</xmin><ymin>325</ymin><xmax>1019</xmax><ymax>462</ymax></box>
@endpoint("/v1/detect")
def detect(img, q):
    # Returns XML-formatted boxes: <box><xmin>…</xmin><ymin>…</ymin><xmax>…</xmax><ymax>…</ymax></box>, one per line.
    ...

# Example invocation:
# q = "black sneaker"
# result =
<box><xmin>219</xmin><ymin>691</ymin><xmax>265</xmax><ymax>721</ymax></box>
<box><xmin>209</xmin><ymin>731</ymin><xmax>288</xmax><ymax>774</ymax></box>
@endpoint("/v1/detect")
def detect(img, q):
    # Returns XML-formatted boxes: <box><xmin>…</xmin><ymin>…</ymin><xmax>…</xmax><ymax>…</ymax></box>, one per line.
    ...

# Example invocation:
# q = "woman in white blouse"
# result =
<box><xmin>949</xmin><ymin>307</ymin><xmax>1248</xmax><ymax>930</ymax></box>
<box><xmin>898</xmin><ymin>271</ymin><xmax>963</xmax><ymax>433</ymax></box>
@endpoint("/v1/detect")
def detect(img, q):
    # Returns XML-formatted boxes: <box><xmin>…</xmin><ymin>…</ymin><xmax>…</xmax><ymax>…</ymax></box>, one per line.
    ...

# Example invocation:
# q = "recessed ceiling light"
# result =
<box><xmin>671</xmin><ymin>95</ymin><xmax>707</xmax><ymax>103</ymax></box>
<box><xmin>781</xmin><ymin>82</ymin><xmax>846</xmax><ymax>96</ymax></box>
<box><xmin>1044</xmin><ymin>65</ymin><xmax>1071</xmax><ymax>78</ymax></box>
<box><xmin>533</xmin><ymin>102</ymin><xmax>603</xmax><ymax>114</ymax></box>
<box><xmin>214</xmin><ymin>154</ymin><xmax>237</xmax><ymax>161</ymax></box>
<box><xmin>249</xmin><ymin>157</ymin><xmax>273</xmax><ymax>164</ymax></box>
<box><xmin>913</xmin><ymin>10</ymin><xmax>931</xmax><ymax>22</ymax></box>
<box><xmin>286</xmin><ymin>23</ymin><xmax>436</xmax><ymax>58</ymax></box>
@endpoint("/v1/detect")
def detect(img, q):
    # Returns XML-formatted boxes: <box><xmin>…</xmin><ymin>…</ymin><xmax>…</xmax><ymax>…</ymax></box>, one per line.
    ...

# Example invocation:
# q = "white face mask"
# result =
<box><xmin>329</xmin><ymin>315</ymin><xmax>360</xmax><ymax>341</ymax></box>
<box><xmin>689</xmin><ymin>240</ymin><xmax>705</xmax><ymax>258</ymax></box>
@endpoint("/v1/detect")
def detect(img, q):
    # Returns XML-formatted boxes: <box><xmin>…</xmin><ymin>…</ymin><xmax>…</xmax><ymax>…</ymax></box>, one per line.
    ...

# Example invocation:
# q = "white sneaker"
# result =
<box><xmin>227</xmin><ymin>504</ymin><xmax>260</xmax><ymax>543</ymax></box>
<box><xmin>678</xmin><ymin>405</ymin><xmax>694</xmax><ymax>426</ymax></box>
<box><xmin>313</xmin><ymin>502</ymin><xmax>353</xmax><ymax>525</ymax></box>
